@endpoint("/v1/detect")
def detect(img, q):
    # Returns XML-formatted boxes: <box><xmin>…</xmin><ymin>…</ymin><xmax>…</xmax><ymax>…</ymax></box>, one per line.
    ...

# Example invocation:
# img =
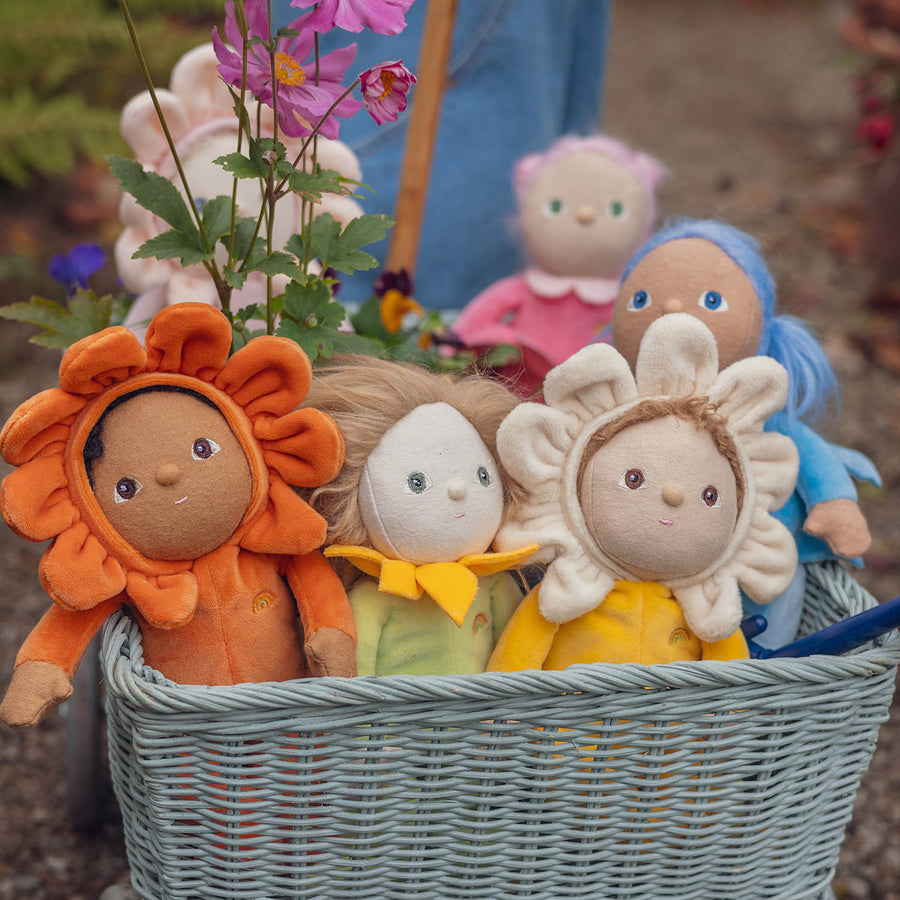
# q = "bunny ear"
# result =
<box><xmin>635</xmin><ymin>314</ymin><xmax>718</xmax><ymax>398</ymax></box>
<box><xmin>709</xmin><ymin>357</ymin><xmax>789</xmax><ymax>435</ymax></box>
<box><xmin>169</xmin><ymin>43</ymin><xmax>233</xmax><ymax>121</ymax></box>
<box><xmin>120</xmin><ymin>89</ymin><xmax>191</xmax><ymax>166</ymax></box>
<box><xmin>542</xmin><ymin>344</ymin><xmax>638</xmax><ymax>424</ymax></box>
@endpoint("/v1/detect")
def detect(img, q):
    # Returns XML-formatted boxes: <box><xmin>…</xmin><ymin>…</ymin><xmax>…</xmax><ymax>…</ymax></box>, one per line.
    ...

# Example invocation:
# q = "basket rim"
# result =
<box><xmin>100</xmin><ymin>562</ymin><xmax>900</xmax><ymax>716</ymax></box>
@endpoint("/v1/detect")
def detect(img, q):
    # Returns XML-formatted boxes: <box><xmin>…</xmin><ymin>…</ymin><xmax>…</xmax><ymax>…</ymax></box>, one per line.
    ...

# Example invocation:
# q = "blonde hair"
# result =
<box><xmin>304</xmin><ymin>356</ymin><xmax>523</xmax><ymax>545</ymax></box>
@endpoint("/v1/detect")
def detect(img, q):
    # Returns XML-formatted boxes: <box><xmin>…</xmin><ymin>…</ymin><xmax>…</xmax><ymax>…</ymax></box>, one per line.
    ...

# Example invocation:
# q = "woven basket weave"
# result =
<box><xmin>101</xmin><ymin>561</ymin><xmax>899</xmax><ymax>900</ymax></box>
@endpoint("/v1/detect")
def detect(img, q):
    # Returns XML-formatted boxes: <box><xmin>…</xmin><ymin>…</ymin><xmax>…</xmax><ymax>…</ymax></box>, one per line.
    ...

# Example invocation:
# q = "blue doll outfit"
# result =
<box><xmin>743</xmin><ymin>420</ymin><xmax>882</xmax><ymax>648</ymax></box>
<box><xmin>274</xmin><ymin>0</ymin><xmax>611</xmax><ymax>309</ymax></box>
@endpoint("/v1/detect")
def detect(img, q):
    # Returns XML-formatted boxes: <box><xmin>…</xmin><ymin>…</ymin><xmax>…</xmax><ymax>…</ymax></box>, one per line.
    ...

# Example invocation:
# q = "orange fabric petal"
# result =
<box><xmin>125</xmin><ymin>570</ymin><xmax>198</xmax><ymax>629</ymax></box>
<box><xmin>39</xmin><ymin>521</ymin><xmax>126</xmax><ymax>610</ymax></box>
<box><xmin>58</xmin><ymin>327</ymin><xmax>147</xmax><ymax>397</ymax></box>
<box><xmin>1</xmin><ymin>455</ymin><xmax>78</xmax><ymax>541</ymax></box>
<box><xmin>240</xmin><ymin>472</ymin><xmax>327</xmax><ymax>556</ymax></box>
<box><xmin>0</xmin><ymin>388</ymin><xmax>85</xmax><ymax>466</ymax></box>
<box><xmin>254</xmin><ymin>408</ymin><xmax>344</xmax><ymax>487</ymax></box>
<box><xmin>214</xmin><ymin>336</ymin><xmax>312</xmax><ymax>419</ymax></box>
<box><xmin>144</xmin><ymin>303</ymin><xmax>232</xmax><ymax>381</ymax></box>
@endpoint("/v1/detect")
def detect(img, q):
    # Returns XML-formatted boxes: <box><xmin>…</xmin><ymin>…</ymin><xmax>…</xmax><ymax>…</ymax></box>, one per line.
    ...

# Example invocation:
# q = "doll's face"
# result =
<box><xmin>91</xmin><ymin>391</ymin><xmax>253</xmax><ymax>560</ymax></box>
<box><xmin>519</xmin><ymin>151</ymin><xmax>650</xmax><ymax>278</ymax></box>
<box><xmin>612</xmin><ymin>238</ymin><xmax>764</xmax><ymax>370</ymax></box>
<box><xmin>579</xmin><ymin>415</ymin><xmax>739</xmax><ymax>580</ymax></box>
<box><xmin>358</xmin><ymin>402</ymin><xmax>504</xmax><ymax>565</ymax></box>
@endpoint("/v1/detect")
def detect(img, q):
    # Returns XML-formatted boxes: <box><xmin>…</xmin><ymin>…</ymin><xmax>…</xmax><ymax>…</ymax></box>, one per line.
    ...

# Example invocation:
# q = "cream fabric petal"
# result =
<box><xmin>495</xmin><ymin>508</ymin><xmax>575</xmax><ymax>565</ymax></box>
<box><xmin>744</xmin><ymin>432</ymin><xmax>800</xmax><ymax>511</ymax></box>
<box><xmin>120</xmin><ymin>90</ymin><xmax>190</xmax><ymax>167</ymax></box>
<box><xmin>539</xmin><ymin>555</ymin><xmax>617</xmax><ymax>624</ymax></box>
<box><xmin>732</xmin><ymin>509</ymin><xmax>799</xmax><ymax>604</ymax></box>
<box><xmin>496</xmin><ymin>404</ymin><xmax>572</xmax><ymax>488</ymax></box>
<box><xmin>169</xmin><ymin>44</ymin><xmax>233</xmax><ymax>121</ymax></box>
<box><xmin>634</xmin><ymin>313</ymin><xmax>718</xmax><ymax>397</ymax></box>
<box><xmin>542</xmin><ymin>344</ymin><xmax>638</xmax><ymax>424</ymax></box>
<box><xmin>710</xmin><ymin>357</ymin><xmax>789</xmax><ymax>435</ymax></box>
<box><xmin>675</xmin><ymin>574</ymin><xmax>743</xmax><ymax>643</ymax></box>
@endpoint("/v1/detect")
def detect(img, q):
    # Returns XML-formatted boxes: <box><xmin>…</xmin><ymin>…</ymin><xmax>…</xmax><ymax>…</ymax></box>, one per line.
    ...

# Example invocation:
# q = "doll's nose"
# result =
<box><xmin>662</xmin><ymin>484</ymin><xmax>684</xmax><ymax>507</ymax></box>
<box><xmin>156</xmin><ymin>463</ymin><xmax>181</xmax><ymax>486</ymax></box>
<box><xmin>447</xmin><ymin>479</ymin><xmax>467</xmax><ymax>501</ymax></box>
<box><xmin>662</xmin><ymin>298</ymin><xmax>684</xmax><ymax>314</ymax></box>
<box><xmin>575</xmin><ymin>206</ymin><xmax>596</xmax><ymax>225</ymax></box>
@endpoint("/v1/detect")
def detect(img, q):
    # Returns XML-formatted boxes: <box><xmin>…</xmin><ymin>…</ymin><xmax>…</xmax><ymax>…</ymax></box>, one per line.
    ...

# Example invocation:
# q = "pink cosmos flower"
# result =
<box><xmin>212</xmin><ymin>0</ymin><xmax>362</xmax><ymax>138</ymax></box>
<box><xmin>291</xmin><ymin>0</ymin><xmax>414</xmax><ymax>36</ymax></box>
<box><xmin>359</xmin><ymin>61</ymin><xmax>416</xmax><ymax>125</ymax></box>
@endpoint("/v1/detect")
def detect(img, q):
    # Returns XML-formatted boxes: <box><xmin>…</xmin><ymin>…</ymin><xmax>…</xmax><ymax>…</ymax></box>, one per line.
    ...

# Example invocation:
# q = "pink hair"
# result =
<box><xmin>513</xmin><ymin>134</ymin><xmax>666</xmax><ymax>238</ymax></box>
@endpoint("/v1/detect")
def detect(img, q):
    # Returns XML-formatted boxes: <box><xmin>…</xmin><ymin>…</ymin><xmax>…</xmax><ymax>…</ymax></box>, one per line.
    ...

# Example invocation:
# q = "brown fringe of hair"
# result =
<box><xmin>576</xmin><ymin>396</ymin><xmax>745</xmax><ymax>513</ymax></box>
<box><xmin>302</xmin><ymin>356</ymin><xmax>524</xmax><ymax>546</ymax></box>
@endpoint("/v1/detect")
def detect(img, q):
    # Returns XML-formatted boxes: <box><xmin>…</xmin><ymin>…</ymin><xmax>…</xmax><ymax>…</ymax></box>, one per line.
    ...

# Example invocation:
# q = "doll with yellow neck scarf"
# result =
<box><xmin>303</xmin><ymin>357</ymin><xmax>536</xmax><ymax>676</ymax></box>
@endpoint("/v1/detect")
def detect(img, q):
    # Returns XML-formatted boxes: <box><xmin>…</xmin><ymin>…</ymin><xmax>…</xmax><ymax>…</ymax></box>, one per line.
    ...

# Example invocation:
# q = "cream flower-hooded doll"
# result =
<box><xmin>487</xmin><ymin>314</ymin><xmax>799</xmax><ymax>670</ymax></box>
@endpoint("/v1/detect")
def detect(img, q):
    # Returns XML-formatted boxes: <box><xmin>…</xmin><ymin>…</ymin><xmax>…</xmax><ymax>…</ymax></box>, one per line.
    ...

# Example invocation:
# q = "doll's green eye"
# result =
<box><xmin>477</xmin><ymin>466</ymin><xmax>492</xmax><ymax>487</ymax></box>
<box><xmin>607</xmin><ymin>200</ymin><xmax>626</xmax><ymax>219</ymax></box>
<box><xmin>192</xmin><ymin>437</ymin><xmax>221</xmax><ymax>460</ymax></box>
<box><xmin>543</xmin><ymin>198</ymin><xmax>565</xmax><ymax>217</ymax></box>
<box><xmin>114</xmin><ymin>476</ymin><xmax>142</xmax><ymax>504</ymax></box>
<box><xmin>404</xmin><ymin>471</ymin><xmax>432</xmax><ymax>494</ymax></box>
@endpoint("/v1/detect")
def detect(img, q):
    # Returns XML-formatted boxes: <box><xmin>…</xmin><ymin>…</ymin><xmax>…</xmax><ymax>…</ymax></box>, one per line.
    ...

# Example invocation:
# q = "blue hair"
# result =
<box><xmin>622</xmin><ymin>217</ymin><xmax>838</xmax><ymax>432</ymax></box>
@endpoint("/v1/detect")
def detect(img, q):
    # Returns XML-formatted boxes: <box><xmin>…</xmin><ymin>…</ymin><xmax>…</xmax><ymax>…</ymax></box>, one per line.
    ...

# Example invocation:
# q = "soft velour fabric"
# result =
<box><xmin>0</xmin><ymin>303</ymin><xmax>355</xmax><ymax>728</ymax></box>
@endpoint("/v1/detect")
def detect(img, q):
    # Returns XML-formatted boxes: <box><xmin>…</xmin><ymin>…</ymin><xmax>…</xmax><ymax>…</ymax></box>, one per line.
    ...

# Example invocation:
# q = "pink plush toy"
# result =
<box><xmin>451</xmin><ymin>135</ymin><xmax>665</xmax><ymax>395</ymax></box>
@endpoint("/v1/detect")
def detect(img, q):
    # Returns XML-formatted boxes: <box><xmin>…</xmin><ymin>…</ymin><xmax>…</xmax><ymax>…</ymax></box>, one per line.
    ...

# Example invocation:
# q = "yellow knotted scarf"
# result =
<box><xmin>324</xmin><ymin>544</ymin><xmax>538</xmax><ymax>626</ymax></box>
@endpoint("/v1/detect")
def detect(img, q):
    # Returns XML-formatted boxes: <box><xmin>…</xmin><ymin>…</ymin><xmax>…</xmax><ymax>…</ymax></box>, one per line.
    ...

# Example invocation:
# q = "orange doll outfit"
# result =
<box><xmin>1</xmin><ymin>303</ymin><xmax>355</xmax><ymax>692</ymax></box>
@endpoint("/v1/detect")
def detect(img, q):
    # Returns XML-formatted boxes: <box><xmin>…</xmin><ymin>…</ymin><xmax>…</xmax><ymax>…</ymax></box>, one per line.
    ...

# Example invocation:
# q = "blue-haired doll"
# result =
<box><xmin>609</xmin><ymin>218</ymin><xmax>880</xmax><ymax>647</ymax></box>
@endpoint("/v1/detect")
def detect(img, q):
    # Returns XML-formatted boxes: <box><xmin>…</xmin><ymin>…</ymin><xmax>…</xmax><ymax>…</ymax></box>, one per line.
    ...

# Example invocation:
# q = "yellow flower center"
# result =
<box><xmin>379</xmin><ymin>70</ymin><xmax>397</xmax><ymax>100</ymax></box>
<box><xmin>275</xmin><ymin>52</ymin><xmax>306</xmax><ymax>87</ymax></box>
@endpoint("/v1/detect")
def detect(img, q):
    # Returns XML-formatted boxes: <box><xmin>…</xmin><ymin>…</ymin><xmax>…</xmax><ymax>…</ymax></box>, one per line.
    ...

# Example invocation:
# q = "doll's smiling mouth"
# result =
<box><xmin>453</xmin><ymin>512</ymin><xmax>466</xmax><ymax>519</ymax></box>
<box><xmin>175</xmin><ymin>496</ymin><xmax>189</xmax><ymax>506</ymax></box>
<box><xmin>659</xmin><ymin>518</ymin><xmax>674</xmax><ymax>526</ymax></box>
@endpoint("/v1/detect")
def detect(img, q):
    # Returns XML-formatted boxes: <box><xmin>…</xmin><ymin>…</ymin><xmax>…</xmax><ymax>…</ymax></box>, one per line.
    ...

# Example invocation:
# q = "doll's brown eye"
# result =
<box><xmin>702</xmin><ymin>485</ymin><xmax>722</xmax><ymax>508</ymax></box>
<box><xmin>114</xmin><ymin>477</ymin><xmax>142</xmax><ymax>504</ymax></box>
<box><xmin>617</xmin><ymin>469</ymin><xmax>646</xmax><ymax>490</ymax></box>
<box><xmin>191</xmin><ymin>438</ymin><xmax>221</xmax><ymax>460</ymax></box>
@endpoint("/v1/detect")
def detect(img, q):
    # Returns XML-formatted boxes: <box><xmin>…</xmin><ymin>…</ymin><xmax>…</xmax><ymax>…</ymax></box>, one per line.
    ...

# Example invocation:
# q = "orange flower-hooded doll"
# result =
<box><xmin>0</xmin><ymin>303</ymin><xmax>356</xmax><ymax>729</ymax></box>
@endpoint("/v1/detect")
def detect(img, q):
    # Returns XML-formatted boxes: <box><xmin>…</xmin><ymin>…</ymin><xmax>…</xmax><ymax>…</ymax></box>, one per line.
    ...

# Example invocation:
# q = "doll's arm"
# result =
<box><xmin>1</xmin><ymin>596</ymin><xmax>121</xmax><ymax>728</ymax></box>
<box><xmin>486</xmin><ymin>585</ymin><xmax>558</xmax><ymax>672</ymax></box>
<box><xmin>700</xmin><ymin>627</ymin><xmax>750</xmax><ymax>662</ymax></box>
<box><xmin>488</xmin><ymin>571</ymin><xmax>526</xmax><ymax>644</ymax></box>
<box><xmin>347</xmin><ymin>579</ymin><xmax>392</xmax><ymax>677</ymax></box>
<box><xmin>792</xmin><ymin>423</ymin><xmax>873</xmax><ymax>557</ymax></box>
<box><xmin>452</xmin><ymin>276</ymin><xmax>528</xmax><ymax>348</ymax></box>
<box><xmin>285</xmin><ymin>550</ymin><xmax>358</xmax><ymax>678</ymax></box>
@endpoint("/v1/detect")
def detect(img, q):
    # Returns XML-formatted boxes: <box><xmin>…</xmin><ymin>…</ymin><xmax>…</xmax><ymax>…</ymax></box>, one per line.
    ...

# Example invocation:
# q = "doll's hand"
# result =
<box><xmin>0</xmin><ymin>661</ymin><xmax>73</xmax><ymax>729</ymax></box>
<box><xmin>803</xmin><ymin>498</ymin><xmax>872</xmax><ymax>559</ymax></box>
<box><xmin>305</xmin><ymin>627</ymin><xmax>357</xmax><ymax>678</ymax></box>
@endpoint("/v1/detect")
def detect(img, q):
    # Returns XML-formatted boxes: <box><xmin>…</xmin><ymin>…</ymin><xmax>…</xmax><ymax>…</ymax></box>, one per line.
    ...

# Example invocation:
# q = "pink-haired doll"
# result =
<box><xmin>451</xmin><ymin>135</ymin><xmax>665</xmax><ymax>395</ymax></box>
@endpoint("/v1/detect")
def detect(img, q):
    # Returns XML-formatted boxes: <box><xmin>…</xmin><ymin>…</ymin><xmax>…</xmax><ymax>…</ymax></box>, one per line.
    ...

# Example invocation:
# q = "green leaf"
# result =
<box><xmin>132</xmin><ymin>229</ymin><xmax>210</xmax><ymax>267</ymax></box>
<box><xmin>329</xmin><ymin>331</ymin><xmax>386</xmax><ymax>358</ymax></box>
<box><xmin>349</xmin><ymin>295</ymin><xmax>393</xmax><ymax>342</ymax></box>
<box><xmin>107</xmin><ymin>155</ymin><xmax>198</xmax><ymax>235</ymax></box>
<box><xmin>224</xmin><ymin>266</ymin><xmax>249</xmax><ymax>290</ymax></box>
<box><xmin>251</xmin><ymin>251</ymin><xmax>304</xmax><ymax>281</ymax></box>
<box><xmin>341</xmin><ymin>214</ymin><xmax>394</xmax><ymax>249</ymax></box>
<box><xmin>213</xmin><ymin>151</ymin><xmax>266</xmax><ymax>180</ymax></box>
<box><xmin>230</xmin><ymin>216</ymin><xmax>266</xmax><ymax>266</ymax></box>
<box><xmin>308</xmin><ymin>213</ymin><xmax>381</xmax><ymax>275</ymax></box>
<box><xmin>0</xmin><ymin>290</ymin><xmax>113</xmax><ymax>348</ymax></box>
<box><xmin>281</xmin><ymin>278</ymin><xmax>331</xmax><ymax>320</ymax></box>
<box><xmin>201</xmin><ymin>195</ymin><xmax>235</xmax><ymax>246</ymax></box>
<box><xmin>280</xmin><ymin>166</ymin><xmax>347</xmax><ymax>198</ymax></box>
<box><xmin>227</xmin><ymin>86</ymin><xmax>254</xmax><ymax>143</ymax></box>
<box><xmin>276</xmin><ymin>318</ymin><xmax>334</xmax><ymax>363</ymax></box>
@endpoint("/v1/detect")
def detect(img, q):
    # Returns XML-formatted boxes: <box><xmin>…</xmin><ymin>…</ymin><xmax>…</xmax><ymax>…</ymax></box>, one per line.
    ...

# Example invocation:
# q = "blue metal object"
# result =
<box><xmin>742</xmin><ymin>597</ymin><xmax>900</xmax><ymax>659</ymax></box>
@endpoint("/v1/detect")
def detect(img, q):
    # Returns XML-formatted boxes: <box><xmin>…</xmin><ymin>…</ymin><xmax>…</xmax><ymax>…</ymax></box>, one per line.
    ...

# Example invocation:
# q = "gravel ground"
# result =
<box><xmin>1</xmin><ymin>1</ymin><xmax>899</xmax><ymax>897</ymax></box>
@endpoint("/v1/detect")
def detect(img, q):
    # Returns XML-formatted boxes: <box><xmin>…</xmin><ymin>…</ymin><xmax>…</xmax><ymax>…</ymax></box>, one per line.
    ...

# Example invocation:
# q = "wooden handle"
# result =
<box><xmin>385</xmin><ymin>0</ymin><xmax>458</xmax><ymax>276</ymax></box>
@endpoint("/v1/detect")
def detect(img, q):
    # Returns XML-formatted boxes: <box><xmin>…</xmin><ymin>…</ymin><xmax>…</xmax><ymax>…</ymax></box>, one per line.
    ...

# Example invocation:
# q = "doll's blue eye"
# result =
<box><xmin>114</xmin><ymin>476</ymin><xmax>142</xmax><ymax>504</ymax></box>
<box><xmin>405</xmin><ymin>471</ymin><xmax>432</xmax><ymax>494</ymax></box>
<box><xmin>543</xmin><ymin>198</ymin><xmax>565</xmax><ymax>217</ymax></box>
<box><xmin>627</xmin><ymin>290</ymin><xmax>651</xmax><ymax>311</ymax></box>
<box><xmin>477</xmin><ymin>466</ymin><xmax>492</xmax><ymax>487</ymax></box>
<box><xmin>699</xmin><ymin>290</ymin><xmax>728</xmax><ymax>311</ymax></box>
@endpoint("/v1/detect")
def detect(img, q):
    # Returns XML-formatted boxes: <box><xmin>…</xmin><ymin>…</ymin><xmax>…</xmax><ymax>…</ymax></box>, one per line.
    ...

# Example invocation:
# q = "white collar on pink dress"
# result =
<box><xmin>523</xmin><ymin>267</ymin><xmax>622</xmax><ymax>306</ymax></box>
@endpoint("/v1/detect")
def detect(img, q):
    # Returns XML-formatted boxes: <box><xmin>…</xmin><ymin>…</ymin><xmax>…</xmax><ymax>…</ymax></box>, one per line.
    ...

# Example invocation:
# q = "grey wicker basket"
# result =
<box><xmin>101</xmin><ymin>561</ymin><xmax>899</xmax><ymax>900</ymax></box>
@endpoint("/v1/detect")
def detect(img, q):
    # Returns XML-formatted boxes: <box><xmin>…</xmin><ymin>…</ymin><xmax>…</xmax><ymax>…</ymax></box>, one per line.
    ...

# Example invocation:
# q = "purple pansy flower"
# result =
<box><xmin>48</xmin><ymin>244</ymin><xmax>106</xmax><ymax>295</ymax></box>
<box><xmin>212</xmin><ymin>0</ymin><xmax>362</xmax><ymax>138</ymax></box>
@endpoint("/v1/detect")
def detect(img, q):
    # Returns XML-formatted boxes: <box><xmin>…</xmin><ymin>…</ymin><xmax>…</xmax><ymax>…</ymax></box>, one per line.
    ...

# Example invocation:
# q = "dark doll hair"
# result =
<box><xmin>83</xmin><ymin>385</ymin><xmax>218</xmax><ymax>486</ymax></box>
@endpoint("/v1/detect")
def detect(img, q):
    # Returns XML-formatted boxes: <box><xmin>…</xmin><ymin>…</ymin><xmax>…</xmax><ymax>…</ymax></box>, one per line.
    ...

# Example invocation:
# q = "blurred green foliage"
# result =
<box><xmin>0</xmin><ymin>0</ymin><xmax>224</xmax><ymax>186</ymax></box>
